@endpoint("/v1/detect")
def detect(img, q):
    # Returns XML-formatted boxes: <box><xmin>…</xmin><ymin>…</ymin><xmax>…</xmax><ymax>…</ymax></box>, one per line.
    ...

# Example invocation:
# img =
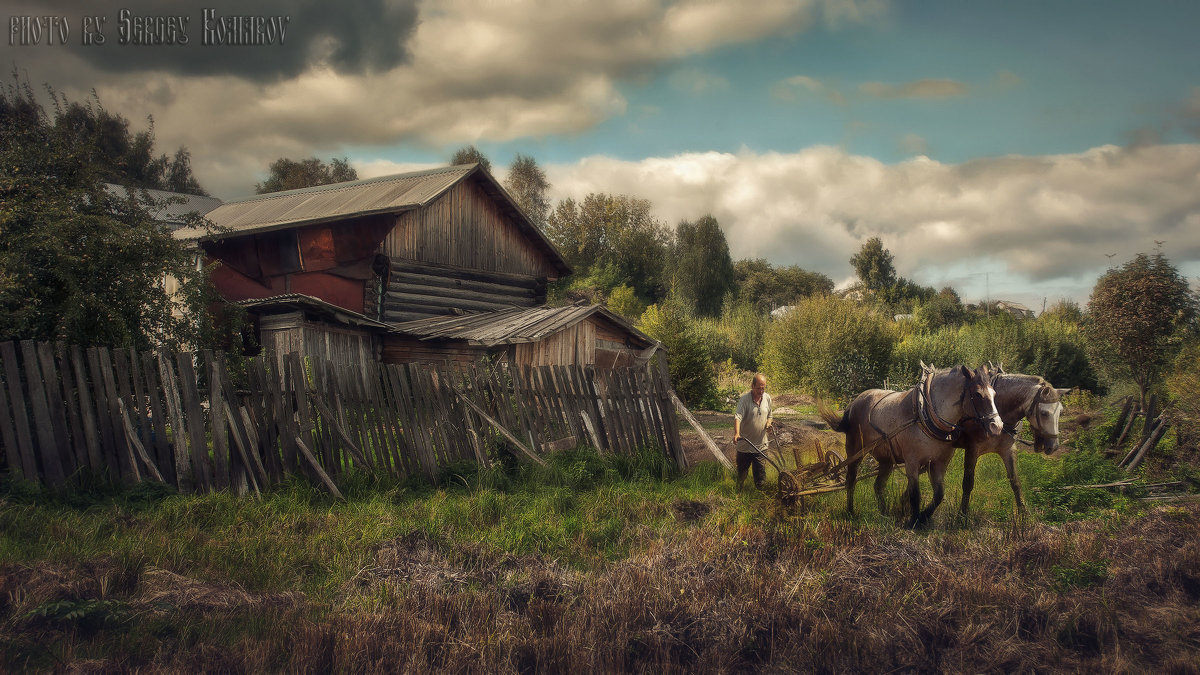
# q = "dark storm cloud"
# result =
<box><xmin>4</xmin><ymin>0</ymin><xmax>418</xmax><ymax>81</ymax></box>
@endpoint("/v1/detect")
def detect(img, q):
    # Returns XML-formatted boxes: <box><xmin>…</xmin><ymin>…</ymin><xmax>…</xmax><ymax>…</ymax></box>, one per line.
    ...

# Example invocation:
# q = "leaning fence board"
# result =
<box><xmin>654</xmin><ymin>359</ymin><xmax>686</xmax><ymax>468</ymax></box>
<box><xmin>56</xmin><ymin>345</ymin><xmax>87</xmax><ymax>474</ymax></box>
<box><xmin>108</xmin><ymin>348</ymin><xmax>141</xmax><ymax>482</ymax></box>
<box><xmin>453</xmin><ymin>388</ymin><xmax>546</xmax><ymax>466</ymax></box>
<box><xmin>117</xmin><ymin>399</ymin><xmax>165</xmax><ymax>483</ymax></box>
<box><xmin>670</xmin><ymin>389</ymin><xmax>733</xmax><ymax>471</ymax></box>
<box><xmin>157</xmin><ymin>352</ymin><xmax>191</xmax><ymax>490</ymax></box>
<box><xmin>21</xmin><ymin>341</ymin><xmax>65</xmax><ymax>484</ymax></box>
<box><xmin>176</xmin><ymin>353</ymin><xmax>211</xmax><ymax>491</ymax></box>
<box><xmin>35</xmin><ymin>342</ymin><xmax>74</xmax><ymax>479</ymax></box>
<box><xmin>141</xmin><ymin>352</ymin><xmax>174</xmax><ymax>486</ymax></box>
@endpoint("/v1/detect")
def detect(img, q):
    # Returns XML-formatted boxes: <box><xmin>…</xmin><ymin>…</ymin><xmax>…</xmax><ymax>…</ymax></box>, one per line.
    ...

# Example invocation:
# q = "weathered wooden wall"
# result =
<box><xmin>258</xmin><ymin>313</ymin><xmax>378</xmax><ymax>389</ymax></box>
<box><xmin>384</xmin><ymin>178</ymin><xmax>557</xmax><ymax>279</ymax></box>
<box><xmin>0</xmin><ymin>341</ymin><xmax>685</xmax><ymax>494</ymax></box>
<box><xmin>381</xmin><ymin>335</ymin><xmax>489</xmax><ymax>365</ymax></box>
<box><xmin>514</xmin><ymin>321</ymin><xmax>597</xmax><ymax>367</ymax></box>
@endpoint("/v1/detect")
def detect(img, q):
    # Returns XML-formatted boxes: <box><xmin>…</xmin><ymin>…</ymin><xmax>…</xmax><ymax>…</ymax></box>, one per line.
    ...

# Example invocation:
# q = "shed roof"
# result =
<box><xmin>390</xmin><ymin>304</ymin><xmax>658</xmax><ymax>349</ymax></box>
<box><xmin>237</xmin><ymin>293</ymin><xmax>393</xmax><ymax>331</ymax></box>
<box><xmin>174</xmin><ymin>164</ymin><xmax>569</xmax><ymax>276</ymax></box>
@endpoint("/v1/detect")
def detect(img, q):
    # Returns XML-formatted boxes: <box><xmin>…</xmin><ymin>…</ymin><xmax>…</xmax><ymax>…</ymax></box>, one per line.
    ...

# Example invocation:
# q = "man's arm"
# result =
<box><xmin>734</xmin><ymin>417</ymin><xmax>742</xmax><ymax>443</ymax></box>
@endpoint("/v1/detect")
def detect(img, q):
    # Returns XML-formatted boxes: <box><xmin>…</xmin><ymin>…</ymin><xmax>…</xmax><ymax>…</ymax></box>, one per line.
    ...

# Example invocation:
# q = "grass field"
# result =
<box><xmin>2</xmin><ymin>417</ymin><xmax>1199</xmax><ymax>672</ymax></box>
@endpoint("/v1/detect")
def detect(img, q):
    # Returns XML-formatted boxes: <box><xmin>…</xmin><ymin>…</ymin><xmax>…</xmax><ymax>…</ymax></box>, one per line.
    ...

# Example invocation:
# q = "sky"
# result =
<box><xmin>4</xmin><ymin>0</ymin><xmax>1200</xmax><ymax>310</ymax></box>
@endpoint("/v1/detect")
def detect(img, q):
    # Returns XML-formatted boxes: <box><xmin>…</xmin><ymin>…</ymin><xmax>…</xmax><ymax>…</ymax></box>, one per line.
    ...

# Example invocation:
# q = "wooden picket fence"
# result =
<box><xmin>0</xmin><ymin>341</ymin><xmax>685</xmax><ymax>495</ymax></box>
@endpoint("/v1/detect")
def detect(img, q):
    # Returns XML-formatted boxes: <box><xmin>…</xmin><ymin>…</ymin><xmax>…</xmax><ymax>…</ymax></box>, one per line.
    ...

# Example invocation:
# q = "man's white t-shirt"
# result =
<box><xmin>735</xmin><ymin>391</ymin><xmax>773</xmax><ymax>450</ymax></box>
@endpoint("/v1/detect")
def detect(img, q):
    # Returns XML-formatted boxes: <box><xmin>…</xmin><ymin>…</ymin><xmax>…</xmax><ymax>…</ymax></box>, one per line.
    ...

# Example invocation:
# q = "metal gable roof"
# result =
<box><xmin>174</xmin><ymin>165</ymin><xmax>473</xmax><ymax>241</ymax></box>
<box><xmin>103</xmin><ymin>184</ymin><xmax>224</xmax><ymax>227</ymax></box>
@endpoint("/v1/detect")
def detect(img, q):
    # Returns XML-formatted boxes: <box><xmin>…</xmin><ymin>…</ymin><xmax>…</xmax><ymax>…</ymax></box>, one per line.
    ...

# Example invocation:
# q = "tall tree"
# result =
<box><xmin>850</xmin><ymin>236</ymin><xmax>897</xmax><ymax>293</ymax></box>
<box><xmin>49</xmin><ymin>94</ymin><xmax>208</xmax><ymax>195</ymax></box>
<box><xmin>672</xmin><ymin>215</ymin><xmax>735</xmax><ymax>316</ymax></box>
<box><xmin>545</xmin><ymin>193</ymin><xmax>671</xmax><ymax>303</ymax></box>
<box><xmin>255</xmin><ymin>156</ymin><xmax>358</xmax><ymax>194</ymax></box>
<box><xmin>1086</xmin><ymin>251</ymin><xmax>1198</xmax><ymax>409</ymax></box>
<box><xmin>504</xmin><ymin>153</ymin><xmax>550</xmax><ymax>228</ymax></box>
<box><xmin>450</xmin><ymin>144</ymin><xmax>491</xmax><ymax>173</ymax></box>
<box><xmin>0</xmin><ymin>82</ymin><xmax>217</xmax><ymax>349</ymax></box>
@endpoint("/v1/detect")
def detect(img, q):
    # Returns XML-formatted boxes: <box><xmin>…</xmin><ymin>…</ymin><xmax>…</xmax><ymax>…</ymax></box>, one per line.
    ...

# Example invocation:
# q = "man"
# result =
<box><xmin>733</xmin><ymin>373</ymin><xmax>773</xmax><ymax>491</ymax></box>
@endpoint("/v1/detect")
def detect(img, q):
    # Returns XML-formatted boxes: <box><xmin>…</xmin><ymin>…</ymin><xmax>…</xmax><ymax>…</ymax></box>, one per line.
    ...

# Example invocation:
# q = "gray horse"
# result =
<box><xmin>958</xmin><ymin>370</ymin><xmax>1069</xmax><ymax>514</ymax></box>
<box><xmin>820</xmin><ymin>365</ymin><xmax>1004</xmax><ymax>528</ymax></box>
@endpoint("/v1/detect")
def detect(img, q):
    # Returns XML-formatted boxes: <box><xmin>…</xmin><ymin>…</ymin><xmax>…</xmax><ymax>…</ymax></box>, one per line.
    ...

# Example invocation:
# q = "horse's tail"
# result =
<box><xmin>817</xmin><ymin>398</ymin><xmax>847</xmax><ymax>433</ymax></box>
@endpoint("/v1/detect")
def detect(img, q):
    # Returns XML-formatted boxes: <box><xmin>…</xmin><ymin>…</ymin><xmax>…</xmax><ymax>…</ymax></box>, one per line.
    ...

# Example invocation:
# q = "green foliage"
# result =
<box><xmin>696</xmin><ymin>297</ymin><xmax>767</xmax><ymax>371</ymax></box>
<box><xmin>546</xmin><ymin>193</ymin><xmax>671</xmax><ymax>305</ymax></box>
<box><xmin>0</xmin><ymin>83</ymin><xmax>221</xmax><ymax>349</ymax></box>
<box><xmin>913</xmin><ymin>287</ymin><xmax>967</xmax><ymax>333</ymax></box>
<box><xmin>671</xmin><ymin>215</ymin><xmax>735</xmax><ymax>317</ymax></box>
<box><xmin>1167</xmin><ymin>338</ymin><xmax>1200</xmax><ymax>449</ymax></box>
<box><xmin>734</xmin><ymin>258</ymin><xmax>833</xmax><ymax>313</ymax></box>
<box><xmin>850</xmin><ymin>236</ymin><xmax>896</xmax><ymax>293</ymax></box>
<box><xmin>504</xmin><ymin>153</ymin><xmax>549</xmax><ymax>228</ymax></box>
<box><xmin>449</xmin><ymin>144</ymin><xmax>491</xmax><ymax>173</ymax></box>
<box><xmin>761</xmin><ymin>294</ymin><xmax>896</xmax><ymax>401</ymax></box>
<box><xmin>887</xmin><ymin>314</ymin><xmax>1100</xmax><ymax>391</ymax></box>
<box><xmin>637</xmin><ymin>297</ymin><xmax>717</xmax><ymax>406</ymax></box>
<box><xmin>1042</xmin><ymin>299</ymin><xmax>1084</xmax><ymax>325</ymax></box>
<box><xmin>605</xmin><ymin>283</ymin><xmax>646</xmax><ymax>320</ymax></box>
<box><xmin>1086</xmin><ymin>251</ymin><xmax>1198</xmax><ymax>407</ymax></box>
<box><xmin>255</xmin><ymin>156</ymin><xmax>358</xmax><ymax>194</ymax></box>
<box><xmin>48</xmin><ymin>92</ymin><xmax>207</xmax><ymax>195</ymax></box>
<box><xmin>1051</xmin><ymin>558</ymin><xmax>1109</xmax><ymax>592</ymax></box>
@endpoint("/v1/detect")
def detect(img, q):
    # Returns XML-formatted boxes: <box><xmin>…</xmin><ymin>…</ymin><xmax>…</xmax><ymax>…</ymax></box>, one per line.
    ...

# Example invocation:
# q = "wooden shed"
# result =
<box><xmin>178</xmin><ymin>165</ymin><xmax>655</xmax><ymax>368</ymax></box>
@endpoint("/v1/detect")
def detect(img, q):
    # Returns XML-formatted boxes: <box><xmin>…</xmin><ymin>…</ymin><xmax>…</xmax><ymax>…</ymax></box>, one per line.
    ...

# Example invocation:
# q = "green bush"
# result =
<box><xmin>637</xmin><ymin>297</ymin><xmax>717</xmax><ymax>407</ymax></box>
<box><xmin>695</xmin><ymin>298</ymin><xmax>767</xmax><ymax>371</ymax></box>
<box><xmin>761</xmin><ymin>294</ymin><xmax>896</xmax><ymax>402</ymax></box>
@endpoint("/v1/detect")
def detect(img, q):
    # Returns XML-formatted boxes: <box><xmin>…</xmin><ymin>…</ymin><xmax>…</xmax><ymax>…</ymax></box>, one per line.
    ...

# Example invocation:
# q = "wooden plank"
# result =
<box><xmin>117</xmin><ymin>399</ymin><xmax>166</xmax><ymax>483</ymax></box>
<box><xmin>381</xmin><ymin>364</ymin><xmax>418</xmax><ymax>477</ymax></box>
<box><xmin>140</xmin><ymin>351</ymin><xmax>174</xmax><ymax>485</ymax></box>
<box><xmin>599</xmin><ymin>370</ymin><xmax>630</xmax><ymax>455</ymax></box>
<box><xmin>214</xmin><ymin>353</ymin><xmax>248</xmax><ymax>495</ymax></box>
<box><xmin>100</xmin><ymin>347</ymin><xmax>140</xmax><ymax>482</ymax></box>
<box><xmin>310</xmin><ymin>394</ymin><xmax>372</xmax><ymax>469</ymax></box>
<box><xmin>0</xmin><ymin>343</ymin><xmax>37</xmax><ymax>480</ymax></box>
<box><xmin>669</xmin><ymin>389</ymin><xmax>732</xmax><ymax>470</ymax></box>
<box><xmin>69</xmin><ymin>347</ymin><xmax>103</xmax><ymax>473</ymax></box>
<box><xmin>655</xmin><ymin>357</ymin><xmax>687</xmax><ymax>469</ymax></box>
<box><xmin>507</xmin><ymin>364</ymin><xmax>542</xmax><ymax>454</ymax></box>
<box><xmin>398</xmin><ymin>364</ymin><xmax>438</xmax><ymax>480</ymax></box>
<box><xmin>157</xmin><ymin>352</ymin><xmax>191</xmax><ymax>491</ymax></box>
<box><xmin>0</xmin><ymin>353</ymin><xmax>22</xmax><ymax>478</ymax></box>
<box><xmin>294</xmin><ymin>437</ymin><xmax>344</xmax><ymax>499</ymax></box>
<box><xmin>22</xmin><ymin>341</ymin><xmax>66</xmax><ymax>485</ymax></box>
<box><xmin>223</xmin><ymin>401</ymin><xmax>263</xmax><ymax>496</ymax></box>
<box><xmin>249</xmin><ymin>356</ymin><xmax>284</xmax><ymax>481</ymax></box>
<box><xmin>51</xmin><ymin>344</ymin><xmax>87</xmax><ymax>475</ymax></box>
<box><xmin>288</xmin><ymin>353</ymin><xmax>321</xmax><ymax>476</ymax></box>
<box><xmin>126</xmin><ymin>348</ymin><xmax>155</xmax><ymax>476</ymax></box>
<box><xmin>453</xmin><ymin>388</ymin><xmax>546</xmax><ymax>466</ymax></box>
<box><xmin>579</xmin><ymin>365</ymin><xmax>611</xmax><ymax>453</ymax></box>
<box><xmin>175</xmin><ymin>353</ymin><xmax>211</xmax><ymax>491</ymax></box>
<box><xmin>35</xmin><ymin>342</ymin><xmax>74</xmax><ymax>477</ymax></box>
<box><xmin>85</xmin><ymin>348</ymin><xmax>119</xmax><ymax>477</ymax></box>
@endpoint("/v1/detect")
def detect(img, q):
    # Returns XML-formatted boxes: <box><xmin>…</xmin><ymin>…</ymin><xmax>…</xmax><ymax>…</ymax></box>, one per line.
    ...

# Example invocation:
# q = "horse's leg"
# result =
<box><xmin>904</xmin><ymin>462</ymin><xmax>922</xmax><ymax>528</ymax></box>
<box><xmin>874</xmin><ymin>458</ymin><xmax>894</xmax><ymax>515</ymax></box>
<box><xmin>916</xmin><ymin>459</ymin><xmax>948</xmax><ymax>527</ymax></box>
<box><xmin>960</xmin><ymin>447</ymin><xmax>980</xmax><ymax>515</ymax></box>
<box><xmin>1003</xmin><ymin>449</ymin><xmax>1025</xmax><ymax>513</ymax></box>
<box><xmin>845</xmin><ymin>456</ymin><xmax>862</xmax><ymax>517</ymax></box>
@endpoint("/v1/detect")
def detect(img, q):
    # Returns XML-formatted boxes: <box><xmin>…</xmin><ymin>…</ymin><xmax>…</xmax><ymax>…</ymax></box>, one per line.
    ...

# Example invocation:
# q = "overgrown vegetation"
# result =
<box><xmin>4</xmin><ymin>443</ymin><xmax>1199</xmax><ymax>672</ymax></box>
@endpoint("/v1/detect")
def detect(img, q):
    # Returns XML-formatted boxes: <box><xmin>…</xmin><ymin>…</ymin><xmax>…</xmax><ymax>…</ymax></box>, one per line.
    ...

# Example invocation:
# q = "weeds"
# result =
<box><xmin>2</xmin><ymin>444</ymin><xmax>1199</xmax><ymax>672</ymax></box>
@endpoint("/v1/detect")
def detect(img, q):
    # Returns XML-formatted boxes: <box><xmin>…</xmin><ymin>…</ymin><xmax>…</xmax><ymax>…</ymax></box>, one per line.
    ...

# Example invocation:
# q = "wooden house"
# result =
<box><xmin>176</xmin><ymin>164</ymin><xmax>657</xmax><ymax>369</ymax></box>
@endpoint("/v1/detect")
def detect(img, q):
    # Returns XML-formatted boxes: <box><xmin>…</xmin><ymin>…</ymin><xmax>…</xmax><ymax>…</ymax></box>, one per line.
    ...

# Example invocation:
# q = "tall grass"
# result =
<box><xmin>2</xmin><ymin>441</ymin><xmax>1197</xmax><ymax>672</ymax></box>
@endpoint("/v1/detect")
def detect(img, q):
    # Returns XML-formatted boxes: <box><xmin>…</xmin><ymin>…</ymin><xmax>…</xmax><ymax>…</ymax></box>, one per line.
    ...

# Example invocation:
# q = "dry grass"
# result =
<box><xmin>3</xmin><ymin>498</ymin><xmax>1199</xmax><ymax>672</ymax></box>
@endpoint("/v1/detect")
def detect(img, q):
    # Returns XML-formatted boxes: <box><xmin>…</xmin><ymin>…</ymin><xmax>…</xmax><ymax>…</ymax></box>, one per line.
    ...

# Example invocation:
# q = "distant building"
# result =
<box><xmin>993</xmin><ymin>300</ymin><xmax>1036</xmax><ymax>320</ymax></box>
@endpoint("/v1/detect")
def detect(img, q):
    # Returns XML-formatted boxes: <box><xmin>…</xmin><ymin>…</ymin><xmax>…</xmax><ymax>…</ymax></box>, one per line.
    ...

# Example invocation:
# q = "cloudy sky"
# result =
<box><xmin>5</xmin><ymin>0</ymin><xmax>1200</xmax><ymax>308</ymax></box>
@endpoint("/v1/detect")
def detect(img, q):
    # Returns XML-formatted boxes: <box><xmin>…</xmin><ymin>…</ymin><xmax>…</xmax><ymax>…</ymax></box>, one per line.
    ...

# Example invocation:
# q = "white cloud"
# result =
<box><xmin>859</xmin><ymin>78</ymin><xmax>968</xmax><ymax>99</ymax></box>
<box><xmin>546</xmin><ymin>144</ymin><xmax>1200</xmax><ymax>305</ymax></box>
<box><xmin>14</xmin><ymin>0</ymin><xmax>884</xmax><ymax>197</ymax></box>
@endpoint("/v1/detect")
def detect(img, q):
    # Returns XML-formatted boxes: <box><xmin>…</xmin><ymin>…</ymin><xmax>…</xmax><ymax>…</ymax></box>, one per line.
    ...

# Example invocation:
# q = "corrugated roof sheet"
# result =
<box><xmin>390</xmin><ymin>304</ymin><xmax>657</xmax><ymax>348</ymax></box>
<box><xmin>174</xmin><ymin>165</ymin><xmax>475</xmax><ymax>240</ymax></box>
<box><xmin>104</xmin><ymin>184</ymin><xmax>223</xmax><ymax>228</ymax></box>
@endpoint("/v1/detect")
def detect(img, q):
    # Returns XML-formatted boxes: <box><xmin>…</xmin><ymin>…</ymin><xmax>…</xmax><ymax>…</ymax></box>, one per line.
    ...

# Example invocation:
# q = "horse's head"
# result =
<box><xmin>1027</xmin><ymin>383</ymin><xmax>1070</xmax><ymax>453</ymax></box>
<box><xmin>958</xmin><ymin>364</ymin><xmax>1004</xmax><ymax>436</ymax></box>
